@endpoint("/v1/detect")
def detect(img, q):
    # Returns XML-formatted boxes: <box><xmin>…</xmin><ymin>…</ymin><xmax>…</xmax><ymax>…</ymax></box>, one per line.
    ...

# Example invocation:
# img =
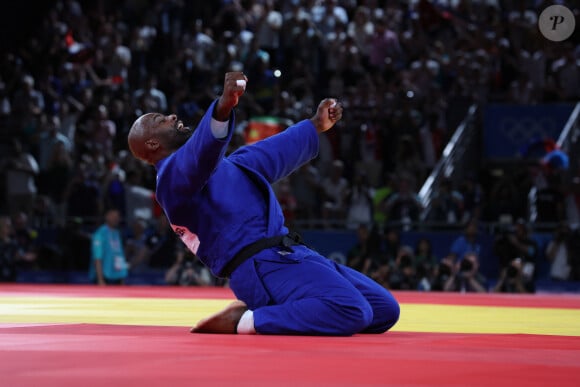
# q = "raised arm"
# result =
<box><xmin>229</xmin><ymin>98</ymin><xmax>343</xmax><ymax>183</ymax></box>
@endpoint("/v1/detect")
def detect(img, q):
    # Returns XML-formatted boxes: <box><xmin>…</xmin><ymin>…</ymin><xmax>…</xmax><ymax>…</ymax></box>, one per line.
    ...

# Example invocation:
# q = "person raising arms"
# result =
<box><xmin>128</xmin><ymin>72</ymin><xmax>399</xmax><ymax>335</ymax></box>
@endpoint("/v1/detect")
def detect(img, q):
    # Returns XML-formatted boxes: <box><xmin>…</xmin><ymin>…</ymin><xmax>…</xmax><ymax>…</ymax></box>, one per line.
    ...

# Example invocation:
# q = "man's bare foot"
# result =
<box><xmin>190</xmin><ymin>300</ymin><xmax>248</xmax><ymax>334</ymax></box>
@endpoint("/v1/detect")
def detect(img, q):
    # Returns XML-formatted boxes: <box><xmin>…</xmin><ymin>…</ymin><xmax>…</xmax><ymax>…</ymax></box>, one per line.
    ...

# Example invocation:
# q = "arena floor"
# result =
<box><xmin>1</xmin><ymin>285</ymin><xmax>579</xmax><ymax>386</ymax></box>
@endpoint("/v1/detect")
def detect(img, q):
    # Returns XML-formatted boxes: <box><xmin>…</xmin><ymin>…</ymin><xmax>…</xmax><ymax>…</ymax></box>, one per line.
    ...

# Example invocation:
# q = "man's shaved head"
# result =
<box><xmin>128</xmin><ymin>113</ymin><xmax>192</xmax><ymax>165</ymax></box>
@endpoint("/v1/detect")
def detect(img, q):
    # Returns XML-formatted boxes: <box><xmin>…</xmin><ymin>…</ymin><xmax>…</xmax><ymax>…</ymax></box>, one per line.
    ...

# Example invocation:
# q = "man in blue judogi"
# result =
<box><xmin>128</xmin><ymin>72</ymin><xmax>399</xmax><ymax>335</ymax></box>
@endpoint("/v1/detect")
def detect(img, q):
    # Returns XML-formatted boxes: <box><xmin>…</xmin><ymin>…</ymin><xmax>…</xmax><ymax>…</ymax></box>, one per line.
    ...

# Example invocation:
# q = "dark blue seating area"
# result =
<box><xmin>16</xmin><ymin>228</ymin><xmax>580</xmax><ymax>293</ymax></box>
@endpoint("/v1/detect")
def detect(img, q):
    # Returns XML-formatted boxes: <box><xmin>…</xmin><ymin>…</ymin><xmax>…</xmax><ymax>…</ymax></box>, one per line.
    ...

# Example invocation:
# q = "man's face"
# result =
<box><xmin>106</xmin><ymin>210</ymin><xmax>121</xmax><ymax>228</ymax></box>
<box><xmin>146</xmin><ymin>113</ymin><xmax>193</xmax><ymax>151</ymax></box>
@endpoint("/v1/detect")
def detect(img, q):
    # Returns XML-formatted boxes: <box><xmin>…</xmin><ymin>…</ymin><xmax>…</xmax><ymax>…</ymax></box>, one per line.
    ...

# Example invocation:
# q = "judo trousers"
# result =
<box><xmin>228</xmin><ymin>244</ymin><xmax>400</xmax><ymax>335</ymax></box>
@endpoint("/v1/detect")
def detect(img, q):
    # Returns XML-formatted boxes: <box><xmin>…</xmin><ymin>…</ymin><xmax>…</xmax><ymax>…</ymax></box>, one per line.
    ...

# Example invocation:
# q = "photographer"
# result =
<box><xmin>387</xmin><ymin>246</ymin><xmax>418</xmax><ymax>290</ymax></box>
<box><xmin>492</xmin><ymin>219</ymin><xmax>537</xmax><ymax>292</ymax></box>
<box><xmin>165</xmin><ymin>247</ymin><xmax>213</xmax><ymax>286</ymax></box>
<box><xmin>443</xmin><ymin>252</ymin><xmax>487</xmax><ymax>293</ymax></box>
<box><xmin>493</xmin><ymin>258</ymin><xmax>528</xmax><ymax>293</ymax></box>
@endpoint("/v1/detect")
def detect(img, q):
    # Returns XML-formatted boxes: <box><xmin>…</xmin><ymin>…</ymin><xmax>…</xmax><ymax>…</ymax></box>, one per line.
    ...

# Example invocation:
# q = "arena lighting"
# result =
<box><xmin>273</xmin><ymin>69</ymin><xmax>282</xmax><ymax>78</ymax></box>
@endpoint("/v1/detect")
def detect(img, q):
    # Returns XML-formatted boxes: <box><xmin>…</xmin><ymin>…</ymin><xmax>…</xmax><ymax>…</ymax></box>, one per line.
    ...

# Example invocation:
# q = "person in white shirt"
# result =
<box><xmin>545</xmin><ymin>222</ymin><xmax>572</xmax><ymax>281</ymax></box>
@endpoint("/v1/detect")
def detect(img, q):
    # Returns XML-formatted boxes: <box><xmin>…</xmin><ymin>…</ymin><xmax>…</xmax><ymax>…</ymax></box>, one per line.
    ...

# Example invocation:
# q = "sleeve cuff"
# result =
<box><xmin>210</xmin><ymin>118</ymin><xmax>229</xmax><ymax>139</ymax></box>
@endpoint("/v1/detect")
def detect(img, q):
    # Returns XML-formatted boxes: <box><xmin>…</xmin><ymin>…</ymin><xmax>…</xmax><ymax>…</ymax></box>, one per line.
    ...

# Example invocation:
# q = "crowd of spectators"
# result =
<box><xmin>0</xmin><ymin>0</ymin><xmax>579</xmax><ymax>287</ymax></box>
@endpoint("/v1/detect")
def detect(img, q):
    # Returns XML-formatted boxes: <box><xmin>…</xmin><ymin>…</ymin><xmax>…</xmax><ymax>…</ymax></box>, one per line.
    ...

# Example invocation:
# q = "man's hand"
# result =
<box><xmin>214</xmin><ymin>72</ymin><xmax>248</xmax><ymax>121</ymax></box>
<box><xmin>310</xmin><ymin>98</ymin><xmax>343</xmax><ymax>134</ymax></box>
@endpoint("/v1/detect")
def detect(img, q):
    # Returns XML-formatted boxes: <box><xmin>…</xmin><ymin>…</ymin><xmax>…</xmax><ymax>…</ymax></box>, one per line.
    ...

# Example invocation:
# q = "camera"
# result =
<box><xmin>460</xmin><ymin>258</ymin><xmax>473</xmax><ymax>273</ymax></box>
<box><xmin>506</xmin><ymin>264</ymin><xmax>519</xmax><ymax>278</ymax></box>
<box><xmin>400</xmin><ymin>254</ymin><xmax>413</xmax><ymax>269</ymax></box>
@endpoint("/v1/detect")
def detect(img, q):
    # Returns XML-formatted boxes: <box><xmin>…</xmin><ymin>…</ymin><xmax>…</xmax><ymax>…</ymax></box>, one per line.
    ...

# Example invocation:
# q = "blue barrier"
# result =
<box><xmin>483</xmin><ymin>103</ymin><xmax>574</xmax><ymax>159</ymax></box>
<box><xmin>14</xmin><ymin>228</ymin><xmax>580</xmax><ymax>292</ymax></box>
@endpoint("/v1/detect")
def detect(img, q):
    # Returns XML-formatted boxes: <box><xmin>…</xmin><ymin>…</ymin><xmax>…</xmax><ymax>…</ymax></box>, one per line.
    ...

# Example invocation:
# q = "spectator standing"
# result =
<box><xmin>11</xmin><ymin>75</ymin><xmax>45</xmax><ymax>142</ymax></box>
<box><xmin>90</xmin><ymin>208</ymin><xmax>128</xmax><ymax>285</ymax></box>
<box><xmin>545</xmin><ymin>222</ymin><xmax>573</xmax><ymax>281</ymax></box>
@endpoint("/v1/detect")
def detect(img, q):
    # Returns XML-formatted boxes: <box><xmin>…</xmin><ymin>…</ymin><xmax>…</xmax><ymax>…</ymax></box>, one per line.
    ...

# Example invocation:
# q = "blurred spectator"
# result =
<box><xmin>486</xmin><ymin>174</ymin><xmax>522</xmax><ymax>223</ymax></box>
<box><xmin>56</xmin><ymin>217</ymin><xmax>91</xmax><ymax>272</ymax></box>
<box><xmin>458</xmin><ymin>174</ymin><xmax>483</xmax><ymax>223</ymax></box>
<box><xmin>381</xmin><ymin>226</ymin><xmax>402</xmax><ymax>264</ymax></box>
<box><xmin>11</xmin><ymin>74</ymin><xmax>45</xmax><ymax>140</ymax></box>
<box><xmin>346</xmin><ymin>223</ymin><xmax>382</xmax><ymax>275</ymax></box>
<box><xmin>383</xmin><ymin>172</ymin><xmax>423</xmax><ymax>230</ymax></box>
<box><xmin>274</xmin><ymin>177</ymin><xmax>298</xmax><ymax>229</ymax></box>
<box><xmin>290</xmin><ymin>161</ymin><xmax>321</xmax><ymax>227</ymax></box>
<box><xmin>443</xmin><ymin>252</ymin><xmax>487</xmax><ymax>293</ymax></box>
<box><xmin>87</xmin><ymin>104</ymin><xmax>117</xmax><ymax>159</ymax></box>
<box><xmin>427</xmin><ymin>177</ymin><xmax>464</xmax><ymax>225</ymax></box>
<box><xmin>0</xmin><ymin>215</ymin><xmax>36</xmax><ymax>282</ymax></box>
<box><xmin>63</xmin><ymin>163</ymin><xmax>103</xmax><ymax>224</ymax></box>
<box><xmin>132</xmin><ymin>74</ymin><xmax>168</xmax><ymax>114</ymax></box>
<box><xmin>146</xmin><ymin>214</ymin><xmax>180</xmax><ymax>269</ymax></box>
<box><xmin>11</xmin><ymin>211</ymin><xmax>39</xmax><ymax>260</ymax></box>
<box><xmin>372</xmin><ymin>172</ymin><xmax>395</xmax><ymax>226</ymax></box>
<box><xmin>387</xmin><ymin>245</ymin><xmax>418</xmax><ymax>290</ymax></box>
<box><xmin>252</xmin><ymin>0</ymin><xmax>283</xmax><ymax>67</ymax></box>
<box><xmin>102</xmin><ymin>164</ymin><xmax>127</xmax><ymax>219</ymax></box>
<box><xmin>368</xmin><ymin>18</ymin><xmax>403</xmax><ymax>73</ymax></box>
<box><xmin>393</xmin><ymin>134</ymin><xmax>427</xmax><ymax>186</ymax></box>
<box><xmin>2</xmin><ymin>139</ymin><xmax>39</xmax><ymax>217</ymax></box>
<box><xmin>124</xmin><ymin>169</ymin><xmax>155</xmax><ymax>225</ymax></box>
<box><xmin>549</xmin><ymin>44</ymin><xmax>579</xmax><ymax>102</ymax></box>
<box><xmin>39</xmin><ymin>140</ymin><xmax>74</xmax><ymax>224</ymax></box>
<box><xmin>545</xmin><ymin>222</ymin><xmax>573</xmax><ymax>281</ymax></box>
<box><xmin>321</xmin><ymin>159</ymin><xmax>349</xmax><ymax>227</ymax></box>
<box><xmin>566</xmin><ymin>167</ymin><xmax>580</xmax><ymax>224</ymax></box>
<box><xmin>531</xmin><ymin>172</ymin><xmax>566</xmax><ymax>224</ymax></box>
<box><xmin>414</xmin><ymin>237</ymin><xmax>438</xmax><ymax>290</ymax></box>
<box><xmin>90</xmin><ymin>208</ymin><xmax>128</xmax><ymax>285</ymax></box>
<box><xmin>345</xmin><ymin>171</ymin><xmax>374</xmax><ymax>229</ymax></box>
<box><xmin>449</xmin><ymin>219</ymin><xmax>482</xmax><ymax>261</ymax></box>
<box><xmin>492</xmin><ymin>219</ymin><xmax>537</xmax><ymax>292</ymax></box>
<box><xmin>493</xmin><ymin>257</ymin><xmax>529</xmax><ymax>293</ymax></box>
<box><xmin>165</xmin><ymin>249</ymin><xmax>213</xmax><ymax>286</ymax></box>
<box><xmin>37</xmin><ymin>114</ymin><xmax>73</xmax><ymax>172</ymax></box>
<box><xmin>125</xmin><ymin>217</ymin><xmax>151</xmax><ymax>274</ymax></box>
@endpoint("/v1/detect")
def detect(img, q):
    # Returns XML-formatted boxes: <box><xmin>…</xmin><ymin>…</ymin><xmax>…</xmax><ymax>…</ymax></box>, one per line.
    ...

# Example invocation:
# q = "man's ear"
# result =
<box><xmin>145</xmin><ymin>139</ymin><xmax>160</xmax><ymax>151</ymax></box>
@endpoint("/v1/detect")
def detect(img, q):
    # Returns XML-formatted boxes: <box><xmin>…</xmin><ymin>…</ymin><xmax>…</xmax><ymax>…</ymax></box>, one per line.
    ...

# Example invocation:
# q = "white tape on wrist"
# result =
<box><xmin>236</xmin><ymin>80</ymin><xmax>246</xmax><ymax>88</ymax></box>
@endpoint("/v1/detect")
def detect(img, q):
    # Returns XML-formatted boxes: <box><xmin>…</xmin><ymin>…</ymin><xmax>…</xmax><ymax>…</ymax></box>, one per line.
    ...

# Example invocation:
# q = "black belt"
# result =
<box><xmin>219</xmin><ymin>231</ymin><xmax>305</xmax><ymax>278</ymax></box>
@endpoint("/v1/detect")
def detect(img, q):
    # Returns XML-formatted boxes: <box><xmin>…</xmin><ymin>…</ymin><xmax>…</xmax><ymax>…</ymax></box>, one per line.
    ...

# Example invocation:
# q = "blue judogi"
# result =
<box><xmin>155</xmin><ymin>100</ymin><xmax>399</xmax><ymax>335</ymax></box>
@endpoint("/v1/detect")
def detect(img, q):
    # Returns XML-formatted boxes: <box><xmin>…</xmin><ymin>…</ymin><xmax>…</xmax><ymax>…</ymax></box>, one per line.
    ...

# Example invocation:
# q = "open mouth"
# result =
<box><xmin>175</xmin><ymin>120</ymin><xmax>192</xmax><ymax>135</ymax></box>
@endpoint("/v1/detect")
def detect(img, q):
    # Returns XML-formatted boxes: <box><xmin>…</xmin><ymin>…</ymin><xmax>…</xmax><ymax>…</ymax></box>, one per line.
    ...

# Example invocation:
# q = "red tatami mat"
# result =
<box><xmin>1</xmin><ymin>285</ymin><xmax>580</xmax><ymax>387</ymax></box>
<box><xmin>1</xmin><ymin>324</ymin><xmax>579</xmax><ymax>387</ymax></box>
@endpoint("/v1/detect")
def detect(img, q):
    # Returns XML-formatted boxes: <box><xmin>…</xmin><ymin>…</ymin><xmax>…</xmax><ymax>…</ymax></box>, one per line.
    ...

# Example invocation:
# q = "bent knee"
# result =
<box><xmin>366</xmin><ymin>298</ymin><xmax>400</xmax><ymax>334</ymax></box>
<box><xmin>330</xmin><ymin>300</ymin><xmax>374</xmax><ymax>336</ymax></box>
